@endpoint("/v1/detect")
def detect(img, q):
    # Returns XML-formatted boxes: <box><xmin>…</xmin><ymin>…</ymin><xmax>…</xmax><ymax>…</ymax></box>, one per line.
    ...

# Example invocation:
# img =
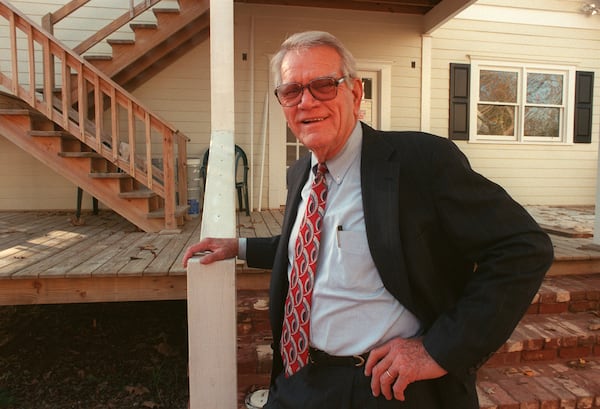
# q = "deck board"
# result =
<box><xmin>0</xmin><ymin>206</ymin><xmax>597</xmax><ymax>305</ymax></box>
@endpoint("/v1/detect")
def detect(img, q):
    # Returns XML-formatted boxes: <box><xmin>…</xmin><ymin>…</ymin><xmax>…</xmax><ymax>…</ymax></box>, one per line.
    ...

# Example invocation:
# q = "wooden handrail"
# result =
<box><xmin>41</xmin><ymin>0</ymin><xmax>90</xmax><ymax>35</ymax></box>
<box><xmin>73</xmin><ymin>0</ymin><xmax>163</xmax><ymax>54</ymax></box>
<box><xmin>47</xmin><ymin>0</ymin><xmax>90</xmax><ymax>26</ymax></box>
<box><xmin>0</xmin><ymin>1</ymin><xmax>189</xmax><ymax>230</ymax></box>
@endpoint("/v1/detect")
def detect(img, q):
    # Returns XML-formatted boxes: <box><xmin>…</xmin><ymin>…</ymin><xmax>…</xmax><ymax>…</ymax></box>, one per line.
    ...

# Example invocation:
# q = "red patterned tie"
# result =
<box><xmin>281</xmin><ymin>163</ymin><xmax>328</xmax><ymax>377</ymax></box>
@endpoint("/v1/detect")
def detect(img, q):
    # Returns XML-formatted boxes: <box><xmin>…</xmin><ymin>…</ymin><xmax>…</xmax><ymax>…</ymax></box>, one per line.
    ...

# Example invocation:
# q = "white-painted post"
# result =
<box><xmin>594</xmin><ymin>140</ymin><xmax>600</xmax><ymax>245</ymax></box>
<box><xmin>420</xmin><ymin>34</ymin><xmax>432</xmax><ymax>133</ymax></box>
<box><xmin>187</xmin><ymin>0</ymin><xmax>237</xmax><ymax>407</ymax></box>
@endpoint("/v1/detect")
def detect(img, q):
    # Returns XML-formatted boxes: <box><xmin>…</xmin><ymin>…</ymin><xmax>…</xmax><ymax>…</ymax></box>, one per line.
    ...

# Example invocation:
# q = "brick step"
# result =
<box><xmin>235</xmin><ymin>274</ymin><xmax>600</xmax><ymax>408</ymax></box>
<box><xmin>236</xmin><ymin>358</ymin><xmax>600</xmax><ymax>409</ymax></box>
<box><xmin>530</xmin><ymin>274</ymin><xmax>600</xmax><ymax>315</ymax></box>
<box><xmin>477</xmin><ymin>358</ymin><xmax>600</xmax><ymax>409</ymax></box>
<box><xmin>236</xmin><ymin>270</ymin><xmax>600</xmax><ymax>316</ymax></box>
<box><xmin>488</xmin><ymin>311</ymin><xmax>600</xmax><ymax>367</ymax></box>
<box><xmin>236</xmin><ymin>309</ymin><xmax>600</xmax><ymax>376</ymax></box>
<box><xmin>237</xmin><ymin>290</ymin><xmax>271</xmax><ymax>377</ymax></box>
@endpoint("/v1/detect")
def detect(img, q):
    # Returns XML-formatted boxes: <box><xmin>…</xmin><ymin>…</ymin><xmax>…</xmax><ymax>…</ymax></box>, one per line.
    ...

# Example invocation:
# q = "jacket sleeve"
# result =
<box><xmin>421</xmin><ymin>138</ymin><xmax>554</xmax><ymax>380</ymax></box>
<box><xmin>246</xmin><ymin>236</ymin><xmax>281</xmax><ymax>270</ymax></box>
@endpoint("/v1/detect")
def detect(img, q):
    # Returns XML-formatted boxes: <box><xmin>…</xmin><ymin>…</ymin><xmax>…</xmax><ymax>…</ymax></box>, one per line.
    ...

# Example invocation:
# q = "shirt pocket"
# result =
<box><xmin>333</xmin><ymin>230</ymin><xmax>380</xmax><ymax>292</ymax></box>
<box><xmin>337</xmin><ymin>230</ymin><xmax>369</xmax><ymax>254</ymax></box>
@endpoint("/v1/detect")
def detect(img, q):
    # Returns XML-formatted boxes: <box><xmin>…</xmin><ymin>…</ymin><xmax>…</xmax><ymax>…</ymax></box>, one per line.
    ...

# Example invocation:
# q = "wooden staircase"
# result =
<box><xmin>0</xmin><ymin>1</ymin><xmax>192</xmax><ymax>232</ymax></box>
<box><xmin>79</xmin><ymin>0</ymin><xmax>210</xmax><ymax>90</ymax></box>
<box><xmin>235</xmin><ymin>271</ymin><xmax>600</xmax><ymax>408</ymax></box>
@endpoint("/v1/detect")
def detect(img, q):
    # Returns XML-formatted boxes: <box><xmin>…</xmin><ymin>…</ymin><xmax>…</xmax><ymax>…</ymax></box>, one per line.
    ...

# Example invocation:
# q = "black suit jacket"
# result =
<box><xmin>246</xmin><ymin>122</ymin><xmax>554</xmax><ymax>408</ymax></box>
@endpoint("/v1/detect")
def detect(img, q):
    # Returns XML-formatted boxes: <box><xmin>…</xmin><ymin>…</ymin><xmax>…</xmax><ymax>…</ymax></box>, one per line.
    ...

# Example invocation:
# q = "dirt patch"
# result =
<box><xmin>0</xmin><ymin>301</ymin><xmax>189</xmax><ymax>409</ymax></box>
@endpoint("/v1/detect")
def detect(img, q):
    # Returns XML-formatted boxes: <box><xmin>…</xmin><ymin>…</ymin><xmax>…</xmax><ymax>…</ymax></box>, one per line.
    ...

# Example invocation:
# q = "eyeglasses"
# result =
<box><xmin>274</xmin><ymin>76</ymin><xmax>347</xmax><ymax>107</ymax></box>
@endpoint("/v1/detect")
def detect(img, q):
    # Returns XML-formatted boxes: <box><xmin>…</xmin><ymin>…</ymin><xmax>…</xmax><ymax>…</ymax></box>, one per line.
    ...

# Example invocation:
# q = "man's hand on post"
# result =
<box><xmin>182</xmin><ymin>238</ymin><xmax>238</xmax><ymax>267</ymax></box>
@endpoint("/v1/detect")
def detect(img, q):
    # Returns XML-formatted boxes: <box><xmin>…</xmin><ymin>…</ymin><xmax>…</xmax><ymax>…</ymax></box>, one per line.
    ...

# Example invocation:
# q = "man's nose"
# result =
<box><xmin>297</xmin><ymin>87</ymin><xmax>318</xmax><ymax>107</ymax></box>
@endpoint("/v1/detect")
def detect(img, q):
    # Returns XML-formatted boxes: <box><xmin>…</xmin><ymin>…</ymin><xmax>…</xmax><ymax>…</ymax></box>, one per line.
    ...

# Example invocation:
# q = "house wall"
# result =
<box><xmin>1</xmin><ymin>0</ymin><xmax>599</xmax><ymax>211</ymax></box>
<box><xmin>429</xmin><ymin>1</ymin><xmax>600</xmax><ymax>205</ymax></box>
<box><xmin>132</xmin><ymin>4</ymin><xmax>425</xmax><ymax>210</ymax></box>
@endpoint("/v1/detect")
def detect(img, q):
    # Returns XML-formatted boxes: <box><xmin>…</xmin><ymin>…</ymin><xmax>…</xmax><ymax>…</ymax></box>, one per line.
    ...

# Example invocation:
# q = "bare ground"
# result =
<box><xmin>0</xmin><ymin>301</ymin><xmax>189</xmax><ymax>409</ymax></box>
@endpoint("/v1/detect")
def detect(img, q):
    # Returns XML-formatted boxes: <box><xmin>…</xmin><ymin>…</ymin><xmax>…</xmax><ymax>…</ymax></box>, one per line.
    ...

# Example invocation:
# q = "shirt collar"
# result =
<box><xmin>311</xmin><ymin>122</ymin><xmax>362</xmax><ymax>186</ymax></box>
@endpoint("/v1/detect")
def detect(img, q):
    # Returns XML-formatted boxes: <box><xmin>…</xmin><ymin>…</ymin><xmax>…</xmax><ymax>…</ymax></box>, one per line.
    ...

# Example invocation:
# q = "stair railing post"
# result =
<box><xmin>162</xmin><ymin>126</ymin><xmax>176</xmax><ymax>230</ymax></box>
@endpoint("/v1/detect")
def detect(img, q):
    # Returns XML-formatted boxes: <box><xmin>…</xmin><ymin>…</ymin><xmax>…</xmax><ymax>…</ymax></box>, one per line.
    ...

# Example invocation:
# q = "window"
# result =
<box><xmin>470</xmin><ymin>61</ymin><xmax>575</xmax><ymax>144</ymax></box>
<box><xmin>285</xmin><ymin>126</ymin><xmax>309</xmax><ymax>168</ymax></box>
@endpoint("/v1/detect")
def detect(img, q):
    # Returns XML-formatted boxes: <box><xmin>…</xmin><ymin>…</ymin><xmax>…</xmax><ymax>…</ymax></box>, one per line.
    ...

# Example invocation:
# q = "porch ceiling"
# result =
<box><xmin>235</xmin><ymin>0</ymin><xmax>443</xmax><ymax>14</ymax></box>
<box><xmin>233</xmin><ymin>0</ymin><xmax>477</xmax><ymax>33</ymax></box>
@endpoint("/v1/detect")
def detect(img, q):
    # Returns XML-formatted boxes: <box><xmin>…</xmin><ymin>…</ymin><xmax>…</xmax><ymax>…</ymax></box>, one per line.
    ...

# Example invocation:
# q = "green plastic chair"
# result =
<box><xmin>201</xmin><ymin>145</ymin><xmax>250</xmax><ymax>215</ymax></box>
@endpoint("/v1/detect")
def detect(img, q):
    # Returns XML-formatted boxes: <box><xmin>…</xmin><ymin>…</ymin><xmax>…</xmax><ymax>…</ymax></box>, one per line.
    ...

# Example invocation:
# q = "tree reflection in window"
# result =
<box><xmin>478</xmin><ymin>70</ymin><xmax>518</xmax><ymax>137</ymax></box>
<box><xmin>475</xmin><ymin>68</ymin><xmax>565</xmax><ymax>140</ymax></box>
<box><xmin>525</xmin><ymin>73</ymin><xmax>563</xmax><ymax>137</ymax></box>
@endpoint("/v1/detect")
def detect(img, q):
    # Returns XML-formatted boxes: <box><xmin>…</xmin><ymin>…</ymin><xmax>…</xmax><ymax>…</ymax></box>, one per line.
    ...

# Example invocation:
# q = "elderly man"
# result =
<box><xmin>183</xmin><ymin>31</ymin><xmax>553</xmax><ymax>409</ymax></box>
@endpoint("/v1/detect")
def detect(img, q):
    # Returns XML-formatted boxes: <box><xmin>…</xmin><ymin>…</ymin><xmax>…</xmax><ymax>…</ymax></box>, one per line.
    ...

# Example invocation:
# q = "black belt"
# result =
<box><xmin>308</xmin><ymin>347</ymin><xmax>369</xmax><ymax>368</ymax></box>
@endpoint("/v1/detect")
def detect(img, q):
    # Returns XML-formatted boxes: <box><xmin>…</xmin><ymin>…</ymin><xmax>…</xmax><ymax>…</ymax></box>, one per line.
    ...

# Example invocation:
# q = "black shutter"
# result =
<box><xmin>574</xmin><ymin>71</ymin><xmax>594</xmax><ymax>144</ymax></box>
<box><xmin>449</xmin><ymin>63</ymin><xmax>470</xmax><ymax>140</ymax></box>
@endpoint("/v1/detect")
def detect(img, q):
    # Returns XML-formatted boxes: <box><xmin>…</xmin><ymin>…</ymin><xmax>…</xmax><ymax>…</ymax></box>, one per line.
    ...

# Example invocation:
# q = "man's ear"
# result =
<box><xmin>352</xmin><ymin>77</ymin><xmax>364</xmax><ymax>112</ymax></box>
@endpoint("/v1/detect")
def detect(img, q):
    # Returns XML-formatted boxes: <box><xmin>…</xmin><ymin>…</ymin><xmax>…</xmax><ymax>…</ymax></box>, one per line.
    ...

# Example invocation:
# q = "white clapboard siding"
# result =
<box><xmin>429</xmin><ymin>1</ymin><xmax>599</xmax><ymax>205</ymax></box>
<box><xmin>1</xmin><ymin>0</ymin><xmax>599</xmax><ymax>210</ymax></box>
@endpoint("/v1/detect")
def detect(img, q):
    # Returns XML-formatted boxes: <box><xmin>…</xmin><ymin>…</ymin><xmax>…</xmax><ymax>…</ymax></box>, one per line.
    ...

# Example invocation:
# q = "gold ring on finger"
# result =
<box><xmin>385</xmin><ymin>369</ymin><xmax>393</xmax><ymax>379</ymax></box>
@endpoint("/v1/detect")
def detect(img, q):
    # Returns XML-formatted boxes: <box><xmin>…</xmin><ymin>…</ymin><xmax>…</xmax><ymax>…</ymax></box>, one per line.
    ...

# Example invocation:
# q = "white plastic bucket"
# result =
<box><xmin>187</xmin><ymin>157</ymin><xmax>202</xmax><ymax>188</ymax></box>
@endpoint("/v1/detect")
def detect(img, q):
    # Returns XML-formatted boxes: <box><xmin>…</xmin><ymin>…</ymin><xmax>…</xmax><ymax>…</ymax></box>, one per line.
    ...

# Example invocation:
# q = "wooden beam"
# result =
<box><xmin>235</xmin><ymin>0</ymin><xmax>438</xmax><ymax>14</ymax></box>
<box><xmin>0</xmin><ymin>276</ymin><xmax>186</xmax><ymax>305</ymax></box>
<box><xmin>423</xmin><ymin>0</ymin><xmax>478</xmax><ymax>33</ymax></box>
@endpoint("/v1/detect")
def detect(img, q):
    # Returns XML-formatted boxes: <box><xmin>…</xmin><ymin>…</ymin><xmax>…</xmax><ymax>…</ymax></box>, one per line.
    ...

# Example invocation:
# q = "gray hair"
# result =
<box><xmin>270</xmin><ymin>31</ymin><xmax>358</xmax><ymax>87</ymax></box>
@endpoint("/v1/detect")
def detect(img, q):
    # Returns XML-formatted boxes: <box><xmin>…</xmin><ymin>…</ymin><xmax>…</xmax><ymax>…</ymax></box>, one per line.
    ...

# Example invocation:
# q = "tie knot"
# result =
<box><xmin>314</xmin><ymin>163</ymin><xmax>328</xmax><ymax>177</ymax></box>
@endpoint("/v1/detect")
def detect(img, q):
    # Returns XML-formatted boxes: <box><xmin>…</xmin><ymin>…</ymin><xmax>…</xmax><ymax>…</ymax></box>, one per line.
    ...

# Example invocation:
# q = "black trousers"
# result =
<box><xmin>264</xmin><ymin>364</ymin><xmax>406</xmax><ymax>409</ymax></box>
<box><xmin>263</xmin><ymin>363</ymin><xmax>478</xmax><ymax>409</ymax></box>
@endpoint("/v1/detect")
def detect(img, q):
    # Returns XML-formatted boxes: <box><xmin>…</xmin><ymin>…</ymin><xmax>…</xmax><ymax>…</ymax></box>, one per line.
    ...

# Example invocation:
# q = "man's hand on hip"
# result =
<box><xmin>364</xmin><ymin>337</ymin><xmax>447</xmax><ymax>401</ymax></box>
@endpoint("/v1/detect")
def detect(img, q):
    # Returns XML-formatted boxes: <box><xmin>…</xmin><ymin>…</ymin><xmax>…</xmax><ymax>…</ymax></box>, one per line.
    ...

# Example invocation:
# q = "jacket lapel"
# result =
<box><xmin>360</xmin><ymin>123</ymin><xmax>415</xmax><ymax>310</ymax></box>
<box><xmin>280</xmin><ymin>156</ymin><xmax>311</xmax><ymax>249</ymax></box>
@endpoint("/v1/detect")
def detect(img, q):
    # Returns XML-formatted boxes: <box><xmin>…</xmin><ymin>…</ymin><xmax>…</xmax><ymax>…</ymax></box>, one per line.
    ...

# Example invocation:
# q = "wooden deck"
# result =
<box><xmin>0</xmin><ymin>206</ymin><xmax>598</xmax><ymax>305</ymax></box>
<box><xmin>0</xmin><ymin>209</ymin><xmax>283</xmax><ymax>305</ymax></box>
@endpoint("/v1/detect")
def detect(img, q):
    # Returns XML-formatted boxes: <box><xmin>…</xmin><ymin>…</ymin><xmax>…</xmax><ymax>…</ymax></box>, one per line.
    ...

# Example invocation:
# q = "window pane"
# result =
<box><xmin>527</xmin><ymin>73</ymin><xmax>563</xmax><ymax>105</ymax></box>
<box><xmin>524</xmin><ymin>107</ymin><xmax>560</xmax><ymax>137</ymax></box>
<box><xmin>286</xmin><ymin>146</ymin><xmax>296</xmax><ymax>165</ymax></box>
<box><xmin>479</xmin><ymin>70</ymin><xmax>517</xmax><ymax>103</ymax></box>
<box><xmin>286</xmin><ymin>126</ymin><xmax>296</xmax><ymax>143</ymax></box>
<box><xmin>477</xmin><ymin>104</ymin><xmax>516</xmax><ymax>136</ymax></box>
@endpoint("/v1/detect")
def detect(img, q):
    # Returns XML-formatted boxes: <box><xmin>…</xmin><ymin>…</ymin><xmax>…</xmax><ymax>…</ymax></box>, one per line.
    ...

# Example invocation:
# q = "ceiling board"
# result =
<box><xmin>234</xmin><ymin>0</ymin><xmax>443</xmax><ymax>15</ymax></box>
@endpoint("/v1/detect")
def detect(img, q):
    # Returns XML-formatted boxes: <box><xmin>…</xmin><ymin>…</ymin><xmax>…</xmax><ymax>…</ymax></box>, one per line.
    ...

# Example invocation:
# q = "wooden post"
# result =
<box><xmin>187</xmin><ymin>0</ymin><xmax>237</xmax><ymax>408</ymax></box>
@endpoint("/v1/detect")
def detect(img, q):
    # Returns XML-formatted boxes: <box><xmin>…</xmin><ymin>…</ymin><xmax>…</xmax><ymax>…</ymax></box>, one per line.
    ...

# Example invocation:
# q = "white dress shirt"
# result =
<box><xmin>286</xmin><ymin>122</ymin><xmax>420</xmax><ymax>356</ymax></box>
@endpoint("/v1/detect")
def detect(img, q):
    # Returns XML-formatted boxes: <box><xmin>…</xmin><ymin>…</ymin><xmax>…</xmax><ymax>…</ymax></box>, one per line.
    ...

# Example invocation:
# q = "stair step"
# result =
<box><xmin>153</xmin><ymin>7</ymin><xmax>181</xmax><ymax>25</ymax></box>
<box><xmin>147</xmin><ymin>204</ymin><xmax>188</xmax><ymax>219</ymax></box>
<box><xmin>477</xmin><ymin>359</ymin><xmax>600</xmax><ymax>409</ymax></box>
<box><xmin>89</xmin><ymin>172</ymin><xmax>130</xmax><ymax>179</ymax></box>
<box><xmin>107</xmin><ymin>39</ymin><xmax>135</xmax><ymax>46</ymax></box>
<box><xmin>0</xmin><ymin>91</ymin><xmax>31</xmax><ymax>109</ymax></box>
<box><xmin>488</xmin><ymin>311</ymin><xmax>600</xmax><ymax>367</ymax></box>
<box><xmin>84</xmin><ymin>55</ymin><xmax>112</xmax><ymax>62</ymax></box>
<box><xmin>29</xmin><ymin>130</ymin><xmax>74</xmax><ymax>139</ymax></box>
<box><xmin>153</xmin><ymin>7</ymin><xmax>180</xmax><ymax>14</ymax></box>
<box><xmin>130</xmin><ymin>22</ymin><xmax>158</xmax><ymax>30</ymax></box>
<box><xmin>235</xmin><ymin>274</ymin><xmax>600</xmax><ymax>408</ymax></box>
<box><xmin>0</xmin><ymin>108</ymin><xmax>31</xmax><ymax>115</ymax></box>
<box><xmin>530</xmin><ymin>274</ymin><xmax>600</xmax><ymax>315</ymax></box>
<box><xmin>58</xmin><ymin>152</ymin><xmax>103</xmax><ymax>158</ymax></box>
<box><xmin>119</xmin><ymin>189</ymin><xmax>156</xmax><ymax>199</ymax></box>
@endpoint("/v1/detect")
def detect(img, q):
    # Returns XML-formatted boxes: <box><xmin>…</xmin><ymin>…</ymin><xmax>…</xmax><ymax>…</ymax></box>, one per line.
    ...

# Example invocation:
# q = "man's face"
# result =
<box><xmin>279</xmin><ymin>46</ymin><xmax>363</xmax><ymax>162</ymax></box>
